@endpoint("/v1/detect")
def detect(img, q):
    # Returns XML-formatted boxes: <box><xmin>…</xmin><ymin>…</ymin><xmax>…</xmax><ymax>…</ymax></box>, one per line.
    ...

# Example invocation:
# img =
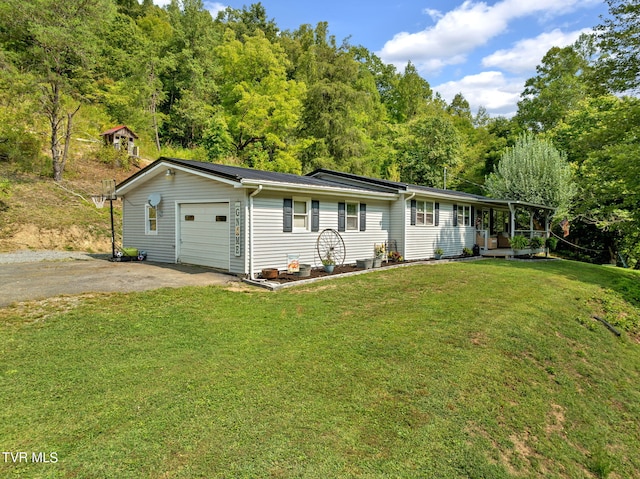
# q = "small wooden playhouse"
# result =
<box><xmin>100</xmin><ymin>125</ymin><xmax>139</xmax><ymax>157</ymax></box>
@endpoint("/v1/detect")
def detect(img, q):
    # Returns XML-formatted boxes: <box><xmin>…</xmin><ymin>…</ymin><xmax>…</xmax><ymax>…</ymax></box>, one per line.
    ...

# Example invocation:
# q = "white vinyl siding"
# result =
<box><xmin>251</xmin><ymin>192</ymin><xmax>390</xmax><ymax>274</ymax></box>
<box><xmin>121</xmin><ymin>170</ymin><xmax>246</xmax><ymax>273</ymax></box>
<box><xmin>405</xmin><ymin>200</ymin><xmax>475</xmax><ymax>260</ymax></box>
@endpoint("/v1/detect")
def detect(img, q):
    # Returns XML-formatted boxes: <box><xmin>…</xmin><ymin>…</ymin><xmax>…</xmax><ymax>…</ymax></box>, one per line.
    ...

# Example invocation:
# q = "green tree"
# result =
<box><xmin>0</xmin><ymin>0</ymin><xmax>116</xmax><ymax>180</ymax></box>
<box><xmin>516</xmin><ymin>35</ymin><xmax>601</xmax><ymax>133</ymax></box>
<box><xmin>215</xmin><ymin>29</ymin><xmax>305</xmax><ymax>172</ymax></box>
<box><xmin>551</xmin><ymin>95</ymin><xmax>640</xmax><ymax>265</ymax></box>
<box><xmin>285</xmin><ymin>22</ymin><xmax>385</xmax><ymax>173</ymax></box>
<box><xmin>596</xmin><ymin>0</ymin><xmax>640</xmax><ymax>93</ymax></box>
<box><xmin>386</xmin><ymin>62</ymin><xmax>433</xmax><ymax>124</ymax></box>
<box><xmin>395</xmin><ymin>111</ymin><xmax>461</xmax><ymax>187</ymax></box>
<box><xmin>486</xmin><ymin>133</ymin><xmax>575</xmax><ymax>216</ymax></box>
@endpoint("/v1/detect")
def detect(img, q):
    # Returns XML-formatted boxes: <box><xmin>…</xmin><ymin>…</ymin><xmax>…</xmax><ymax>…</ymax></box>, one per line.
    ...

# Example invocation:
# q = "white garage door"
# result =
<box><xmin>179</xmin><ymin>203</ymin><xmax>230</xmax><ymax>270</ymax></box>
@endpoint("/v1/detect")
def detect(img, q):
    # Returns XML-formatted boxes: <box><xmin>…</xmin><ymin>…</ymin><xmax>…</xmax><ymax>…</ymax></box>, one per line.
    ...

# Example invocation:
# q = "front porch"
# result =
<box><xmin>474</xmin><ymin>199</ymin><xmax>555</xmax><ymax>257</ymax></box>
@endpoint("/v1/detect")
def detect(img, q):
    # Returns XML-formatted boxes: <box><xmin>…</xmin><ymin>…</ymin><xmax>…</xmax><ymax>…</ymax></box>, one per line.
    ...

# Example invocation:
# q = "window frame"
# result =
<box><xmin>145</xmin><ymin>204</ymin><xmax>158</xmax><ymax>235</ymax></box>
<box><xmin>292</xmin><ymin>197</ymin><xmax>311</xmax><ymax>232</ymax></box>
<box><xmin>457</xmin><ymin>204</ymin><xmax>471</xmax><ymax>227</ymax></box>
<box><xmin>415</xmin><ymin>200</ymin><xmax>435</xmax><ymax>226</ymax></box>
<box><xmin>345</xmin><ymin>201</ymin><xmax>359</xmax><ymax>231</ymax></box>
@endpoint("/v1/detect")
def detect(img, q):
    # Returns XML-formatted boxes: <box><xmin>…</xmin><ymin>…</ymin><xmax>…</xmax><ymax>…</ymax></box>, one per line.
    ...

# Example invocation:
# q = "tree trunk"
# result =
<box><xmin>149</xmin><ymin>64</ymin><xmax>161</xmax><ymax>152</ymax></box>
<box><xmin>58</xmin><ymin>104</ymin><xmax>81</xmax><ymax>181</ymax></box>
<box><xmin>47</xmin><ymin>82</ymin><xmax>64</xmax><ymax>182</ymax></box>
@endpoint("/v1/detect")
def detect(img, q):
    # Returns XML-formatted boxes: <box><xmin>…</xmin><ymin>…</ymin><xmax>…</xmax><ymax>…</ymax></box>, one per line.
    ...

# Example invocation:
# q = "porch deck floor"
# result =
<box><xmin>481</xmin><ymin>248</ymin><xmax>526</xmax><ymax>258</ymax></box>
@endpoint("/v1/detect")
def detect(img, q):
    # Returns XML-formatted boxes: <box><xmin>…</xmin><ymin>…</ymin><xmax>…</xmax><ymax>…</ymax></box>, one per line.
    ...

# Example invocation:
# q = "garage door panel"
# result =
<box><xmin>179</xmin><ymin>203</ymin><xmax>229</xmax><ymax>270</ymax></box>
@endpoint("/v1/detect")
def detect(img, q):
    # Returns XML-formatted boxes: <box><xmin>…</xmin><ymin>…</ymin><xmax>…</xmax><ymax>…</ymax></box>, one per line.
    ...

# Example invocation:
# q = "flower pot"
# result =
<box><xmin>261</xmin><ymin>268</ymin><xmax>279</xmax><ymax>279</ymax></box>
<box><xmin>323</xmin><ymin>264</ymin><xmax>335</xmax><ymax>273</ymax></box>
<box><xmin>434</xmin><ymin>254</ymin><xmax>442</xmax><ymax>260</ymax></box>
<box><xmin>356</xmin><ymin>258</ymin><xmax>373</xmax><ymax>269</ymax></box>
<box><xmin>297</xmin><ymin>264</ymin><xmax>311</xmax><ymax>277</ymax></box>
<box><xmin>373</xmin><ymin>257</ymin><xmax>382</xmax><ymax>268</ymax></box>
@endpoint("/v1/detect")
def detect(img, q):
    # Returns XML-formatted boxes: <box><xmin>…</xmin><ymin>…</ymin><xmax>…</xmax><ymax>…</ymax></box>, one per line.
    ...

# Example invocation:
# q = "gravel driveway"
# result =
<box><xmin>0</xmin><ymin>251</ymin><xmax>239</xmax><ymax>307</ymax></box>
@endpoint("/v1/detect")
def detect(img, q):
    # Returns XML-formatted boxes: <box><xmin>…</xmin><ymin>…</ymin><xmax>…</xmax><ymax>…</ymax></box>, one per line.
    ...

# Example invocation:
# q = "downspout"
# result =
<box><xmin>248</xmin><ymin>185</ymin><xmax>263</xmax><ymax>280</ymax></box>
<box><xmin>404</xmin><ymin>192</ymin><xmax>416</xmax><ymax>259</ymax></box>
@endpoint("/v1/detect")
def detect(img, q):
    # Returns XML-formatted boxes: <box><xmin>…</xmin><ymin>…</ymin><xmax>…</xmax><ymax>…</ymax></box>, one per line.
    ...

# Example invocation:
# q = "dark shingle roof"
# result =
<box><xmin>308</xmin><ymin>168</ymin><xmax>491</xmax><ymax>201</ymax></box>
<box><xmin>165</xmin><ymin>158</ymin><xmax>338</xmax><ymax>187</ymax></box>
<box><xmin>119</xmin><ymin>158</ymin><xmax>499</xmax><ymax>204</ymax></box>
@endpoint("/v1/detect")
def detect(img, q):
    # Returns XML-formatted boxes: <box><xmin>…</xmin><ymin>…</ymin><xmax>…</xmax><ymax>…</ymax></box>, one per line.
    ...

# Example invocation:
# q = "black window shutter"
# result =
<box><xmin>338</xmin><ymin>202</ymin><xmax>345</xmax><ymax>232</ymax></box>
<box><xmin>453</xmin><ymin>204</ymin><xmax>458</xmax><ymax>227</ymax></box>
<box><xmin>311</xmin><ymin>200</ymin><xmax>320</xmax><ymax>232</ymax></box>
<box><xmin>471</xmin><ymin>206</ymin><xmax>475</xmax><ymax>227</ymax></box>
<box><xmin>359</xmin><ymin>203</ymin><xmax>366</xmax><ymax>231</ymax></box>
<box><xmin>283</xmin><ymin>198</ymin><xmax>292</xmax><ymax>232</ymax></box>
<box><xmin>410</xmin><ymin>199</ymin><xmax>417</xmax><ymax>225</ymax></box>
<box><xmin>435</xmin><ymin>202</ymin><xmax>440</xmax><ymax>226</ymax></box>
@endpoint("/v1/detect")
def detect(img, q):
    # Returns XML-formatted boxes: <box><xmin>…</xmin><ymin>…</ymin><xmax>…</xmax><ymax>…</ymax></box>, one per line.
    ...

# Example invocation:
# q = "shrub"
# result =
<box><xmin>530</xmin><ymin>236</ymin><xmax>545</xmax><ymax>249</ymax></box>
<box><xmin>509</xmin><ymin>235</ymin><xmax>529</xmax><ymax>250</ymax></box>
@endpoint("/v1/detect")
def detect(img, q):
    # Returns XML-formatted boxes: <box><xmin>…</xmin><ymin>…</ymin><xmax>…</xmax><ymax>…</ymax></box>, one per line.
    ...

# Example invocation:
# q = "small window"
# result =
<box><xmin>184</xmin><ymin>215</ymin><xmax>195</xmax><ymax>221</ymax></box>
<box><xmin>146</xmin><ymin>204</ymin><xmax>158</xmax><ymax>235</ymax></box>
<box><xmin>458</xmin><ymin>205</ymin><xmax>471</xmax><ymax>226</ymax></box>
<box><xmin>416</xmin><ymin>201</ymin><xmax>434</xmax><ymax>226</ymax></box>
<box><xmin>215</xmin><ymin>216</ymin><xmax>227</xmax><ymax>222</ymax></box>
<box><xmin>293</xmin><ymin>198</ymin><xmax>310</xmax><ymax>231</ymax></box>
<box><xmin>346</xmin><ymin>202</ymin><xmax>358</xmax><ymax>230</ymax></box>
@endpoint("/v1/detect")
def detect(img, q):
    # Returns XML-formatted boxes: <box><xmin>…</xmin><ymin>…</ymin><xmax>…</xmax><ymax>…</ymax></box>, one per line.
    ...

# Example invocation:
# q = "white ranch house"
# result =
<box><xmin>115</xmin><ymin>158</ymin><xmax>554</xmax><ymax>277</ymax></box>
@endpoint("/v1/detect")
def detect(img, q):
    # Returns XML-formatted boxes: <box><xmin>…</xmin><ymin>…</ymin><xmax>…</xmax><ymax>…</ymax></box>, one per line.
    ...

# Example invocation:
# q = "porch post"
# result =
<box><xmin>508</xmin><ymin>203</ymin><xmax>516</xmax><ymax>238</ymax></box>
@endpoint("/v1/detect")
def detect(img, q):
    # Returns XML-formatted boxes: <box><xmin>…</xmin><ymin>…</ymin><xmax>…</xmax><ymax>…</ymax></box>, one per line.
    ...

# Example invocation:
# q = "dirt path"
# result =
<box><xmin>0</xmin><ymin>254</ymin><xmax>239</xmax><ymax>307</ymax></box>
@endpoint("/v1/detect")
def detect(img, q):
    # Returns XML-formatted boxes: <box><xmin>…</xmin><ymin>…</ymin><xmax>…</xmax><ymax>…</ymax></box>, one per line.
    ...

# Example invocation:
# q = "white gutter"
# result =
<box><xmin>237</xmin><ymin>180</ymin><xmax>399</xmax><ymax>200</ymax></box>
<box><xmin>248</xmin><ymin>185</ymin><xmax>263</xmax><ymax>280</ymax></box>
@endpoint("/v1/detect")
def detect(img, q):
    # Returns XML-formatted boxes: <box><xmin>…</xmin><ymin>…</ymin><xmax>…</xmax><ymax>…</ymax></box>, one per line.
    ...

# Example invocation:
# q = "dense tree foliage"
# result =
<box><xmin>486</xmin><ymin>133</ymin><xmax>575</xmax><ymax>216</ymax></box>
<box><xmin>0</xmin><ymin>0</ymin><xmax>639</xmax><ymax>265</ymax></box>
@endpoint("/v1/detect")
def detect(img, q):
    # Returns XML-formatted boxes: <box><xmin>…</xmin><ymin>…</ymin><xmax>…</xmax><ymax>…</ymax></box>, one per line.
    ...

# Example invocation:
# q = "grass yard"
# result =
<box><xmin>1</xmin><ymin>260</ymin><xmax>639</xmax><ymax>478</ymax></box>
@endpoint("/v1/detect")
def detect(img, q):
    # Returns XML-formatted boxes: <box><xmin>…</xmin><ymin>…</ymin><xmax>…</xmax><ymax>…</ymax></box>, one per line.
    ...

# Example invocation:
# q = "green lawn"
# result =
<box><xmin>1</xmin><ymin>260</ymin><xmax>639</xmax><ymax>478</ymax></box>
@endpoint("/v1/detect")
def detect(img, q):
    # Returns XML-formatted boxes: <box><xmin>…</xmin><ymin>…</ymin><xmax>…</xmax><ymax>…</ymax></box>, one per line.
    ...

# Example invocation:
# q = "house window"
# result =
<box><xmin>416</xmin><ymin>201</ymin><xmax>435</xmax><ymax>226</ymax></box>
<box><xmin>458</xmin><ymin>205</ymin><xmax>471</xmax><ymax>226</ymax></box>
<box><xmin>346</xmin><ymin>202</ymin><xmax>359</xmax><ymax>230</ymax></box>
<box><xmin>146</xmin><ymin>204</ymin><xmax>158</xmax><ymax>235</ymax></box>
<box><xmin>293</xmin><ymin>198</ymin><xmax>310</xmax><ymax>231</ymax></box>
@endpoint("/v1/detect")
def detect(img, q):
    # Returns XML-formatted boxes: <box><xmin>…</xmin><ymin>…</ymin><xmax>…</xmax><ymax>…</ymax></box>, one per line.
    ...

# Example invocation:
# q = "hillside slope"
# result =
<box><xmin>0</xmin><ymin>159</ymin><xmax>137</xmax><ymax>253</ymax></box>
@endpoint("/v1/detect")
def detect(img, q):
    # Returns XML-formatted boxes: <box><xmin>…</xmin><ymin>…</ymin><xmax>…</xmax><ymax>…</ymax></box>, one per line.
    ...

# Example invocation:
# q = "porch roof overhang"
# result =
<box><xmin>477</xmin><ymin>198</ymin><xmax>556</xmax><ymax>213</ymax></box>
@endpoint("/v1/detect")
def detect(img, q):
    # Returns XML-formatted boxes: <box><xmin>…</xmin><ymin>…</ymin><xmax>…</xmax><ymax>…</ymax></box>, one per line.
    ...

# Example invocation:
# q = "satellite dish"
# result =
<box><xmin>148</xmin><ymin>193</ymin><xmax>162</xmax><ymax>207</ymax></box>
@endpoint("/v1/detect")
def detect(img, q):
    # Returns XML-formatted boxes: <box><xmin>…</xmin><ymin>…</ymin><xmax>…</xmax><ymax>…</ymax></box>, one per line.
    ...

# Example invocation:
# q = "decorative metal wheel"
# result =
<box><xmin>316</xmin><ymin>229</ymin><xmax>346</xmax><ymax>266</ymax></box>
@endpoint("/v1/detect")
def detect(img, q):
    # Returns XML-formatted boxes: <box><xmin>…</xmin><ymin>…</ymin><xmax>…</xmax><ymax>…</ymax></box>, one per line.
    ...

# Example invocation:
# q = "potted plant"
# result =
<box><xmin>509</xmin><ymin>235</ymin><xmax>529</xmax><ymax>254</ymax></box>
<box><xmin>530</xmin><ymin>236</ymin><xmax>544</xmax><ymax>253</ymax></box>
<box><xmin>322</xmin><ymin>253</ymin><xmax>336</xmax><ymax>273</ymax></box>
<box><xmin>434</xmin><ymin>247</ymin><xmax>444</xmax><ymax>260</ymax></box>
<box><xmin>546</xmin><ymin>236</ymin><xmax>558</xmax><ymax>251</ymax></box>
<box><xmin>388</xmin><ymin>251</ymin><xmax>403</xmax><ymax>263</ymax></box>
<box><xmin>373</xmin><ymin>243</ymin><xmax>386</xmax><ymax>267</ymax></box>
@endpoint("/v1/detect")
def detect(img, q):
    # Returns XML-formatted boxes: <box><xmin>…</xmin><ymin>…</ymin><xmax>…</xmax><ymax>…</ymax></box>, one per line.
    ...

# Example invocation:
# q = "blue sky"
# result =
<box><xmin>157</xmin><ymin>0</ymin><xmax>608</xmax><ymax>117</ymax></box>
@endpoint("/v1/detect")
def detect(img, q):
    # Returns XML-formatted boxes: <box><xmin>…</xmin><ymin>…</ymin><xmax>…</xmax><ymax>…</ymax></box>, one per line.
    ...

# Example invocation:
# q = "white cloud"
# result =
<box><xmin>152</xmin><ymin>1</ymin><xmax>226</xmax><ymax>17</ymax></box>
<box><xmin>378</xmin><ymin>0</ymin><xmax>594</xmax><ymax>74</ymax></box>
<box><xmin>203</xmin><ymin>1</ymin><xmax>226</xmax><ymax>17</ymax></box>
<box><xmin>482</xmin><ymin>28</ymin><xmax>592</xmax><ymax>74</ymax></box>
<box><xmin>434</xmin><ymin>71</ymin><xmax>525</xmax><ymax>117</ymax></box>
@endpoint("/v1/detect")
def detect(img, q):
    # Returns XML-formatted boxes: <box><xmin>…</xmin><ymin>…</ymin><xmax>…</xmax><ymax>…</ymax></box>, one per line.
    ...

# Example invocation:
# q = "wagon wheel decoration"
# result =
<box><xmin>316</xmin><ymin>229</ymin><xmax>346</xmax><ymax>267</ymax></box>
